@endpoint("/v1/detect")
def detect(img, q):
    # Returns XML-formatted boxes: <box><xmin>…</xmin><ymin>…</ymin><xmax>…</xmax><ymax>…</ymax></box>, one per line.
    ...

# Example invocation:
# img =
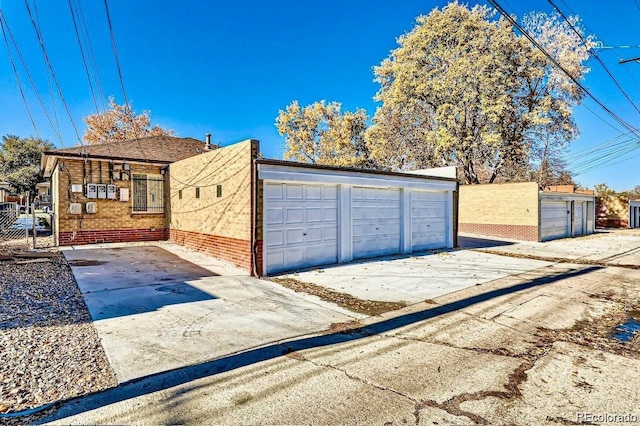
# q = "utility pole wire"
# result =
<box><xmin>547</xmin><ymin>0</ymin><xmax>640</xmax><ymax>117</ymax></box>
<box><xmin>104</xmin><ymin>0</ymin><xmax>128</xmax><ymax>106</ymax></box>
<box><xmin>23</xmin><ymin>0</ymin><xmax>84</xmax><ymax>145</ymax></box>
<box><xmin>487</xmin><ymin>0</ymin><xmax>640</xmax><ymax>139</ymax></box>
<box><xmin>0</xmin><ymin>12</ymin><xmax>41</xmax><ymax>140</ymax></box>
<box><xmin>68</xmin><ymin>0</ymin><xmax>99</xmax><ymax>113</ymax></box>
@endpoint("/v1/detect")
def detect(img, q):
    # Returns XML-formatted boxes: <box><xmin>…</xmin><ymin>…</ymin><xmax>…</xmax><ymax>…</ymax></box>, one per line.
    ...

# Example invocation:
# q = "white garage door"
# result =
<box><xmin>352</xmin><ymin>187</ymin><xmax>401</xmax><ymax>259</ymax></box>
<box><xmin>541</xmin><ymin>200</ymin><xmax>570</xmax><ymax>241</ymax></box>
<box><xmin>573</xmin><ymin>202</ymin><xmax>584</xmax><ymax>236</ymax></box>
<box><xmin>264</xmin><ymin>183</ymin><xmax>338</xmax><ymax>274</ymax></box>
<box><xmin>412</xmin><ymin>191</ymin><xmax>447</xmax><ymax>251</ymax></box>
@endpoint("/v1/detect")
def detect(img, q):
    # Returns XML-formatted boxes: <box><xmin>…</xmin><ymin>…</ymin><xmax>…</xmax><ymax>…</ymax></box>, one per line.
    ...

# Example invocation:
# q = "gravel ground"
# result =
<box><xmin>0</xmin><ymin>249</ymin><xmax>116</xmax><ymax>418</ymax></box>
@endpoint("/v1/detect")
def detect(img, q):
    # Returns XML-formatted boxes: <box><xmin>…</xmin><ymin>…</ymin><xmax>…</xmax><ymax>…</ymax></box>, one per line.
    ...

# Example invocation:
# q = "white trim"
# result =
<box><xmin>338</xmin><ymin>184</ymin><xmax>353</xmax><ymax>263</ymax></box>
<box><xmin>539</xmin><ymin>192</ymin><xmax>595</xmax><ymax>202</ymax></box>
<box><xmin>401</xmin><ymin>189</ymin><xmax>412</xmax><ymax>254</ymax></box>
<box><xmin>258</xmin><ymin>164</ymin><xmax>457</xmax><ymax>192</ymax></box>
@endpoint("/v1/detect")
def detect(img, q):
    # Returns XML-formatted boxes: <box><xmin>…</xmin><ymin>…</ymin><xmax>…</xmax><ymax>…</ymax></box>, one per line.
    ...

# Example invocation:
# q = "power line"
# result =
<box><xmin>0</xmin><ymin>12</ymin><xmax>40</xmax><ymax>139</ymax></box>
<box><xmin>0</xmin><ymin>8</ymin><xmax>64</xmax><ymax>146</ymax></box>
<box><xmin>33</xmin><ymin>1</ymin><xmax>62</xmax><ymax>142</ymax></box>
<box><xmin>547</xmin><ymin>0</ymin><xmax>640</xmax><ymax>117</ymax></box>
<box><xmin>487</xmin><ymin>0</ymin><xmax>640</xmax><ymax>138</ymax></box>
<box><xmin>103</xmin><ymin>0</ymin><xmax>128</xmax><ymax>105</ymax></box>
<box><xmin>68</xmin><ymin>0</ymin><xmax>99</xmax><ymax>113</ymax></box>
<box><xmin>74</xmin><ymin>0</ymin><xmax>107</xmax><ymax>111</ymax></box>
<box><xmin>23</xmin><ymin>0</ymin><xmax>84</xmax><ymax>145</ymax></box>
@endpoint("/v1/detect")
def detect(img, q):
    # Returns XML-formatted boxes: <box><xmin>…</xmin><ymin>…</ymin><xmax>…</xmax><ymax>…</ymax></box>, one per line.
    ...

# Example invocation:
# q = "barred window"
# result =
<box><xmin>133</xmin><ymin>174</ymin><xmax>164</xmax><ymax>213</ymax></box>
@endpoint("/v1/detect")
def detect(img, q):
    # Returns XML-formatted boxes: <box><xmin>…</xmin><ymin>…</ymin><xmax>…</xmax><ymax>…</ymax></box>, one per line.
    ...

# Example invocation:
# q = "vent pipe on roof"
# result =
<box><xmin>205</xmin><ymin>133</ymin><xmax>212</xmax><ymax>150</ymax></box>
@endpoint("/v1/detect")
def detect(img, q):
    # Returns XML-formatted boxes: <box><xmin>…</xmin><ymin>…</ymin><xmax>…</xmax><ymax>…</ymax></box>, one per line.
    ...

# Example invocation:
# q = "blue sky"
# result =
<box><xmin>0</xmin><ymin>0</ymin><xmax>639</xmax><ymax>191</ymax></box>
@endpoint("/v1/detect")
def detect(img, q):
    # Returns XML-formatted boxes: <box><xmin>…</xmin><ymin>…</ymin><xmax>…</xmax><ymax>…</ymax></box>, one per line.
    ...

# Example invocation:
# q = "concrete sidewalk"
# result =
<box><xmin>62</xmin><ymin>242</ymin><xmax>359</xmax><ymax>382</ymax></box>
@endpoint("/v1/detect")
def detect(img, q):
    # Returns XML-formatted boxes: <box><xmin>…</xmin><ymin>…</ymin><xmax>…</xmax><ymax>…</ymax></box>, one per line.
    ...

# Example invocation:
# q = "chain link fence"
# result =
<box><xmin>0</xmin><ymin>202</ymin><xmax>55</xmax><ymax>252</ymax></box>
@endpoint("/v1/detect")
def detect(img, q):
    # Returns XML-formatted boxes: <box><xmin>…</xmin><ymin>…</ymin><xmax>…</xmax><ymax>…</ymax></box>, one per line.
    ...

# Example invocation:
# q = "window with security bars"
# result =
<box><xmin>133</xmin><ymin>174</ymin><xmax>164</xmax><ymax>213</ymax></box>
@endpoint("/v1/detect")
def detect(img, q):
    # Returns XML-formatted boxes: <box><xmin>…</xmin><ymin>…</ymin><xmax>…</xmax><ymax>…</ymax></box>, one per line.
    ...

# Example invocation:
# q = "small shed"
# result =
<box><xmin>459</xmin><ymin>182</ymin><xmax>596</xmax><ymax>242</ymax></box>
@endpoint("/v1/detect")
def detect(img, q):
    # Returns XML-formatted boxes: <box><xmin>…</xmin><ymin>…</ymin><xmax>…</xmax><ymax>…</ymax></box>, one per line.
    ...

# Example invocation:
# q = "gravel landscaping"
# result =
<box><xmin>0</xmin><ymin>248</ymin><xmax>116</xmax><ymax>417</ymax></box>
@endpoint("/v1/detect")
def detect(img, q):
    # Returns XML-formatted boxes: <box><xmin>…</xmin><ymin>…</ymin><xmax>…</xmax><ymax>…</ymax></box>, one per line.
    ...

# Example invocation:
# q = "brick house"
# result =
<box><xmin>43</xmin><ymin>137</ymin><xmax>459</xmax><ymax>276</ymax></box>
<box><xmin>41</xmin><ymin>136</ymin><xmax>208</xmax><ymax>245</ymax></box>
<box><xmin>459</xmin><ymin>182</ymin><xmax>596</xmax><ymax>242</ymax></box>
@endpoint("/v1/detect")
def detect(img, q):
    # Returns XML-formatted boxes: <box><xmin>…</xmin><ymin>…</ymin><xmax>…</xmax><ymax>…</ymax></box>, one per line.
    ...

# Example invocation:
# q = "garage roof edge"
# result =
<box><xmin>255</xmin><ymin>159</ymin><xmax>457</xmax><ymax>183</ymax></box>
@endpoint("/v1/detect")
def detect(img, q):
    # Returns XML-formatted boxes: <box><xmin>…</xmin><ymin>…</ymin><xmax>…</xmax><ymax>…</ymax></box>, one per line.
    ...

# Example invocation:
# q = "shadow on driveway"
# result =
<box><xmin>37</xmin><ymin>265</ymin><xmax>602</xmax><ymax>424</ymax></box>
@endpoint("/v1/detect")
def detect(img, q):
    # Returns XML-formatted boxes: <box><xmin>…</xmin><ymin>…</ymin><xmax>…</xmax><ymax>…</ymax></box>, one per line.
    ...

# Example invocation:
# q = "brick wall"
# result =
<box><xmin>459</xmin><ymin>182</ymin><xmax>540</xmax><ymax>241</ymax></box>
<box><xmin>169</xmin><ymin>140</ymin><xmax>258</xmax><ymax>274</ymax></box>
<box><xmin>459</xmin><ymin>223</ymin><xmax>538</xmax><ymax>241</ymax></box>
<box><xmin>54</xmin><ymin>158</ymin><xmax>167</xmax><ymax>246</ymax></box>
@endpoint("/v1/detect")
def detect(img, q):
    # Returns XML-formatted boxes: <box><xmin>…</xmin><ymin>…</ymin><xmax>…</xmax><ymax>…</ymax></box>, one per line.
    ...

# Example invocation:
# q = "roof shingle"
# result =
<box><xmin>44</xmin><ymin>136</ymin><xmax>207</xmax><ymax>163</ymax></box>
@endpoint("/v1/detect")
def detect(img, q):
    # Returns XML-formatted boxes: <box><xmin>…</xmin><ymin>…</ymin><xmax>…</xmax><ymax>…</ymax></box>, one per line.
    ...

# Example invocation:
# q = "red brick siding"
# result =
<box><xmin>596</xmin><ymin>218</ymin><xmax>628</xmax><ymax>228</ymax></box>
<box><xmin>170</xmin><ymin>228</ymin><xmax>252</xmax><ymax>273</ymax></box>
<box><xmin>459</xmin><ymin>223</ymin><xmax>539</xmax><ymax>242</ymax></box>
<box><xmin>59</xmin><ymin>228</ymin><xmax>168</xmax><ymax>246</ymax></box>
<box><xmin>255</xmin><ymin>239</ymin><xmax>263</xmax><ymax>276</ymax></box>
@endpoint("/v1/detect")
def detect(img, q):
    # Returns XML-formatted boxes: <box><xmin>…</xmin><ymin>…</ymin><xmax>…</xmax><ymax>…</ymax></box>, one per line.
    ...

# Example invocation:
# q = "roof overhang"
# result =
<box><xmin>539</xmin><ymin>191</ymin><xmax>596</xmax><ymax>202</ymax></box>
<box><xmin>40</xmin><ymin>151</ymin><xmax>171</xmax><ymax>178</ymax></box>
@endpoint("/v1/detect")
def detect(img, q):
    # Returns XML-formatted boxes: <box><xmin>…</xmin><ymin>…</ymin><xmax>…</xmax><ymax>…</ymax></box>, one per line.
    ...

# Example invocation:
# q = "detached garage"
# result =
<box><xmin>169</xmin><ymin>140</ymin><xmax>457</xmax><ymax>277</ymax></box>
<box><xmin>630</xmin><ymin>200</ymin><xmax>640</xmax><ymax>229</ymax></box>
<box><xmin>258</xmin><ymin>160</ymin><xmax>457</xmax><ymax>275</ymax></box>
<box><xmin>459</xmin><ymin>182</ymin><xmax>595</xmax><ymax>242</ymax></box>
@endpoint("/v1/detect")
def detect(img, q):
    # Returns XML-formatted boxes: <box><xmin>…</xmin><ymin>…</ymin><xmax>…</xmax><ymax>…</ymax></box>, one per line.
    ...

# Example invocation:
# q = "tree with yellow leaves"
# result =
<box><xmin>366</xmin><ymin>2</ymin><xmax>594</xmax><ymax>184</ymax></box>
<box><xmin>83</xmin><ymin>97</ymin><xmax>174</xmax><ymax>145</ymax></box>
<box><xmin>276</xmin><ymin>100</ymin><xmax>375</xmax><ymax>169</ymax></box>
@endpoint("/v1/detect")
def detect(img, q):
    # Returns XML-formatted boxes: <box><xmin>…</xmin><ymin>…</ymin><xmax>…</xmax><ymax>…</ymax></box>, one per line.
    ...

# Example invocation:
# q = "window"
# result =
<box><xmin>216</xmin><ymin>185</ymin><xmax>222</xmax><ymax>198</ymax></box>
<box><xmin>195</xmin><ymin>187</ymin><xmax>200</xmax><ymax>198</ymax></box>
<box><xmin>178</xmin><ymin>189</ymin><xmax>182</xmax><ymax>200</ymax></box>
<box><xmin>133</xmin><ymin>174</ymin><xmax>163</xmax><ymax>213</ymax></box>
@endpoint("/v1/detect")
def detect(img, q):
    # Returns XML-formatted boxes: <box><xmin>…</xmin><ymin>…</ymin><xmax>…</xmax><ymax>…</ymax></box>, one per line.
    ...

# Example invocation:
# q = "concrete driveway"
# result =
<box><xmin>279</xmin><ymin>249</ymin><xmax>551</xmax><ymax>304</ymax></box>
<box><xmin>62</xmin><ymin>242</ymin><xmax>358</xmax><ymax>383</ymax></box>
<box><xmin>464</xmin><ymin>229</ymin><xmax>640</xmax><ymax>266</ymax></box>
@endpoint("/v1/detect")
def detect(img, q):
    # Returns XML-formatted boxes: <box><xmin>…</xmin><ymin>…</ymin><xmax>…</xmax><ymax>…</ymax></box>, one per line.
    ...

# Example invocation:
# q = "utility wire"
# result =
<box><xmin>23</xmin><ymin>0</ymin><xmax>84</xmax><ymax>145</ymax></box>
<box><xmin>0</xmin><ymin>12</ymin><xmax>40</xmax><ymax>139</ymax></box>
<box><xmin>74</xmin><ymin>0</ymin><xmax>107</xmax><ymax>111</ymax></box>
<box><xmin>68</xmin><ymin>0</ymin><xmax>99</xmax><ymax>113</ymax></box>
<box><xmin>0</xmin><ymin>8</ymin><xmax>64</xmax><ymax>146</ymax></box>
<box><xmin>103</xmin><ymin>0</ymin><xmax>128</xmax><ymax>105</ymax></box>
<box><xmin>33</xmin><ymin>1</ymin><xmax>62</xmax><ymax>142</ymax></box>
<box><xmin>547</xmin><ymin>0</ymin><xmax>640</xmax><ymax>117</ymax></box>
<box><xmin>487</xmin><ymin>0</ymin><xmax>640</xmax><ymax>138</ymax></box>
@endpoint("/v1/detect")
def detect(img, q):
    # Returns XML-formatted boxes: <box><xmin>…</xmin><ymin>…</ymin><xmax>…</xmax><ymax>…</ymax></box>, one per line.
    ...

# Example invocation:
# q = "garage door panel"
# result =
<box><xmin>541</xmin><ymin>200</ymin><xmax>569</xmax><ymax>241</ymax></box>
<box><xmin>265</xmin><ymin>208</ymin><xmax>283</xmax><ymax>225</ymax></box>
<box><xmin>411</xmin><ymin>190</ymin><xmax>447</xmax><ymax>251</ymax></box>
<box><xmin>266</xmin><ymin>229</ymin><xmax>284</xmax><ymax>246</ymax></box>
<box><xmin>286</xmin><ymin>208</ymin><xmax>303</xmax><ymax>224</ymax></box>
<box><xmin>353</xmin><ymin>187</ymin><xmax>401</xmax><ymax>259</ymax></box>
<box><xmin>265</xmin><ymin>182</ymin><xmax>338</xmax><ymax>274</ymax></box>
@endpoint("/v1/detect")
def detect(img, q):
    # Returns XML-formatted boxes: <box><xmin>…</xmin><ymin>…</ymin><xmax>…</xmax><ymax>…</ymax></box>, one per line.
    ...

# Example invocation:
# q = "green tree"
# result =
<box><xmin>83</xmin><ymin>97</ymin><xmax>174</xmax><ymax>145</ymax></box>
<box><xmin>0</xmin><ymin>135</ymin><xmax>54</xmax><ymax>196</ymax></box>
<box><xmin>366</xmin><ymin>2</ymin><xmax>593</xmax><ymax>184</ymax></box>
<box><xmin>276</xmin><ymin>100</ymin><xmax>375</xmax><ymax>168</ymax></box>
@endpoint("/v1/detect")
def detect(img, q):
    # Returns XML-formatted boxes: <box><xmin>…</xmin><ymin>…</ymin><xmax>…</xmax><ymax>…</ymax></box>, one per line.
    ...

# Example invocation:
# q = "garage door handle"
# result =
<box><xmin>303</xmin><ymin>233</ymin><xmax>307</xmax><ymax>236</ymax></box>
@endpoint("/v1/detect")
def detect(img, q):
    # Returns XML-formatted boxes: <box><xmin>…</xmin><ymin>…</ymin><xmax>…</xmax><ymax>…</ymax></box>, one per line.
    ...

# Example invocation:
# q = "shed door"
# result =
<box><xmin>411</xmin><ymin>191</ymin><xmax>447</xmax><ymax>251</ymax></box>
<box><xmin>352</xmin><ymin>187</ymin><xmax>401</xmax><ymax>259</ymax></box>
<box><xmin>573</xmin><ymin>202</ymin><xmax>584</xmax><ymax>236</ymax></box>
<box><xmin>264</xmin><ymin>183</ymin><xmax>338</xmax><ymax>274</ymax></box>
<box><xmin>541</xmin><ymin>200</ymin><xmax>570</xmax><ymax>241</ymax></box>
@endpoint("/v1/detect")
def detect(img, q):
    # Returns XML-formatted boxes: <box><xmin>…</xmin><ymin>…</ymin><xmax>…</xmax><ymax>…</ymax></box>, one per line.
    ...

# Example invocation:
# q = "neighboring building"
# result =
<box><xmin>459</xmin><ymin>182</ymin><xmax>596</xmax><ymax>242</ymax></box>
<box><xmin>169</xmin><ymin>140</ymin><xmax>458</xmax><ymax>276</ymax></box>
<box><xmin>35</xmin><ymin>181</ymin><xmax>51</xmax><ymax>207</ymax></box>
<box><xmin>630</xmin><ymin>199</ymin><xmax>640</xmax><ymax>229</ymax></box>
<box><xmin>41</xmin><ymin>136</ymin><xmax>208</xmax><ymax>246</ymax></box>
<box><xmin>0</xmin><ymin>182</ymin><xmax>12</xmax><ymax>203</ymax></box>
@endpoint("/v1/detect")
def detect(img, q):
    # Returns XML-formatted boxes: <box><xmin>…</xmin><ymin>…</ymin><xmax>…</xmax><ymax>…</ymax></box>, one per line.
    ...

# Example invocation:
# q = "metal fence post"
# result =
<box><xmin>32</xmin><ymin>203</ymin><xmax>36</xmax><ymax>249</ymax></box>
